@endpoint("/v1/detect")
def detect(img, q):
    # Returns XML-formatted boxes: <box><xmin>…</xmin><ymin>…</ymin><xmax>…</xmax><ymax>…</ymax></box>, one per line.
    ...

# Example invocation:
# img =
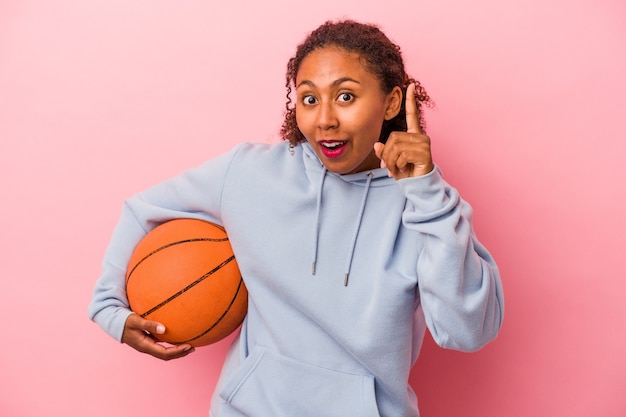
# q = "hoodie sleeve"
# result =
<box><xmin>87</xmin><ymin>145</ymin><xmax>242</xmax><ymax>342</ymax></box>
<box><xmin>397</xmin><ymin>167</ymin><xmax>504</xmax><ymax>352</ymax></box>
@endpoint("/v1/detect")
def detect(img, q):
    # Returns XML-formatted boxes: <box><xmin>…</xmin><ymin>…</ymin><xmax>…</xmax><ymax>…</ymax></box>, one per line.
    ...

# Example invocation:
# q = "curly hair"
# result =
<box><xmin>280</xmin><ymin>19</ymin><xmax>433</xmax><ymax>146</ymax></box>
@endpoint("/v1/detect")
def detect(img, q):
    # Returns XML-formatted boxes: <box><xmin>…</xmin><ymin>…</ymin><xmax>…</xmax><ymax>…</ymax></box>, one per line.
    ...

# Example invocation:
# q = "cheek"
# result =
<box><xmin>294</xmin><ymin>107</ymin><xmax>308</xmax><ymax>133</ymax></box>
<box><xmin>295</xmin><ymin>111</ymin><xmax>320</xmax><ymax>143</ymax></box>
<box><xmin>354</xmin><ymin>108</ymin><xmax>385</xmax><ymax>138</ymax></box>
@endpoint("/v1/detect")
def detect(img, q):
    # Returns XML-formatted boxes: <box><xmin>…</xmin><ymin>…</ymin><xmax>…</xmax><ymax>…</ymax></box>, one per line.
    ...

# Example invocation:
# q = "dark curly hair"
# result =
<box><xmin>280</xmin><ymin>19</ymin><xmax>433</xmax><ymax>146</ymax></box>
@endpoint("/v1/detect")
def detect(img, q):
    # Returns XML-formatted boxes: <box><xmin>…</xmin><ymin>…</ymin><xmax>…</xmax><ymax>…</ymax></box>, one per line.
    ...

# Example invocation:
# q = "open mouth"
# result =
<box><xmin>319</xmin><ymin>140</ymin><xmax>348</xmax><ymax>158</ymax></box>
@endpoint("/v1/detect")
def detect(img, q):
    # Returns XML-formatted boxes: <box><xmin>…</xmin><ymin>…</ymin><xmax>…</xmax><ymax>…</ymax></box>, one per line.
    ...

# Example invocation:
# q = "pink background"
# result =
<box><xmin>1</xmin><ymin>0</ymin><xmax>625</xmax><ymax>416</ymax></box>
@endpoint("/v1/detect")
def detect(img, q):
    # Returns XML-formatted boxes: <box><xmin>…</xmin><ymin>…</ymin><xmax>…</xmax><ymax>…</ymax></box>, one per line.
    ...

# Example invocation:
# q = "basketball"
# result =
<box><xmin>125</xmin><ymin>218</ymin><xmax>247</xmax><ymax>347</ymax></box>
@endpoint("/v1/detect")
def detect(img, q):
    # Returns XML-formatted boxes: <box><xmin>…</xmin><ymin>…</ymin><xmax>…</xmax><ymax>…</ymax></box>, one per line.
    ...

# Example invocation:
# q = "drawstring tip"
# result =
<box><xmin>312</xmin><ymin>262</ymin><xmax>316</xmax><ymax>275</ymax></box>
<box><xmin>344</xmin><ymin>273</ymin><xmax>349</xmax><ymax>286</ymax></box>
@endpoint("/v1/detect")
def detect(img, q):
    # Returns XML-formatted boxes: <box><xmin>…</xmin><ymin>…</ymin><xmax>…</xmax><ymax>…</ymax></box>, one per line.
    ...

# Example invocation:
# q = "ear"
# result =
<box><xmin>384</xmin><ymin>86</ymin><xmax>403</xmax><ymax>121</ymax></box>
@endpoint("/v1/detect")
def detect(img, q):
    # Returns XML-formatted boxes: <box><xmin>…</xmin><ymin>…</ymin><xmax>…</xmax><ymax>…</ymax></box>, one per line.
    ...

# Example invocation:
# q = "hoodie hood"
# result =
<box><xmin>301</xmin><ymin>141</ymin><xmax>396</xmax><ymax>185</ymax></box>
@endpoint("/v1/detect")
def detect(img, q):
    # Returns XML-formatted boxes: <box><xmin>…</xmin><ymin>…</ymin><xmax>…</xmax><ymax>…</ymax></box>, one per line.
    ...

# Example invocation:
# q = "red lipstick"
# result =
<box><xmin>318</xmin><ymin>140</ymin><xmax>348</xmax><ymax>158</ymax></box>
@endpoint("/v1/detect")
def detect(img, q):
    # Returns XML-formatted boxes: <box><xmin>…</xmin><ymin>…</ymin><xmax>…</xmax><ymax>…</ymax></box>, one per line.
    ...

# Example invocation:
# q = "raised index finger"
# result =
<box><xmin>405</xmin><ymin>83</ymin><xmax>422</xmax><ymax>134</ymax></box>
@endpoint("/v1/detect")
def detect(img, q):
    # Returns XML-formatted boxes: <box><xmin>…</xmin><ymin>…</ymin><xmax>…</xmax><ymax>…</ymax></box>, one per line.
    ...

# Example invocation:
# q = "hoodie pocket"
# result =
<box><xmin>219</xmin><ymin>347</ymin><xmax>381</xmax><ymax>417</ymax></box>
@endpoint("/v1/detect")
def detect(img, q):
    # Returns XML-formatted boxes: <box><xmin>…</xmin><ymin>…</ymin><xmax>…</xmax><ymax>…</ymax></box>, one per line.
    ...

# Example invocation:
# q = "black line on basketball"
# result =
<box><xmin>180</xmin><ymin>276</ymin><xmax>246</xmax><ymax>344</ymax></box>
<box><xmin>139</xmin><ymin>255</ymin><xmax>236</xmax><ymax>318</ymax></box>
<box><xmin>126</xmin><ymin>237</ymin><xmax>229</xmax><ymax>284</ymax></box>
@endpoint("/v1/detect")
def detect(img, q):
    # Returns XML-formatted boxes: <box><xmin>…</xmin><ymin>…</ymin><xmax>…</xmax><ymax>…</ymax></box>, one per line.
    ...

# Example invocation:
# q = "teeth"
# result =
<box><xmin>321</xmin><ymin>142</ymin><xmax>344</xmax><ymax>149</ymax></box>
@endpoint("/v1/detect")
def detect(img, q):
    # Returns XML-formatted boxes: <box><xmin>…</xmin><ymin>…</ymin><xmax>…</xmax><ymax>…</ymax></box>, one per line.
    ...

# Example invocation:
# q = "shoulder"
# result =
<box><xmin>229</xmin><ymin>141</ymin><xmax>292</xmax><ymax>162</ymax></box>
<box><xmin>232</xmin><ymin>141</ymin><xmax>291</xmax><ymax>155</ymax></box>
<box><xmin>227</xmin><ymin>141</ymin><xmax>302</xmax><ymax>170</ymax></box>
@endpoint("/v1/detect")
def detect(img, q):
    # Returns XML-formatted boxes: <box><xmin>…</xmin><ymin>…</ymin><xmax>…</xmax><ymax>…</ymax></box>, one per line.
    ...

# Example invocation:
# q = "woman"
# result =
<box><xmin>89</xmin><ymin>19</ymin><xmax>504</xmax><ymax>417</ymax></box>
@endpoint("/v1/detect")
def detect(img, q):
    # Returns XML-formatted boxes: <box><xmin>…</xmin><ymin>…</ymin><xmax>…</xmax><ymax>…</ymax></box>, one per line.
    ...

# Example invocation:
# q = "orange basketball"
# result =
<box><xmin>125</xmin><ymin>218</ymin><xmax>247</xmax><ymax>347</ymax></box>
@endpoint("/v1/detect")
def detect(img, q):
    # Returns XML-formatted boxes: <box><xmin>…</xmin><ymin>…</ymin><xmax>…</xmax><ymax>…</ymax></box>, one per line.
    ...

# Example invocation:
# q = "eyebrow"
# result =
<box><xmin>296</xmin><ymin>77</ymin><xmax>361</xmax><ymax>89</ymax></box>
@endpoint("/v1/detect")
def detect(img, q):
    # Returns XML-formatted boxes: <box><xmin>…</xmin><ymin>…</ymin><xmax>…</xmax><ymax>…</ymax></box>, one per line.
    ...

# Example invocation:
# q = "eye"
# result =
<box><xmin>337</xmin><ymin>93</ymin><xmax>354</xmax><ymax>103</ymax></box>
<box><xmin>302</xmin><ymin>95</ymin><xmax>317</xmax><ymax>105</ymax></box>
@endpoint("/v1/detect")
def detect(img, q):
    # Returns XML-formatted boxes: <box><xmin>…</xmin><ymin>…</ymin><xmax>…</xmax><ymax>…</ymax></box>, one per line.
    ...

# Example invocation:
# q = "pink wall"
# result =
<box><xmin>1</xmin><ymin>0</ymin><xmax>625</xmax><ymax>416</ymax></box>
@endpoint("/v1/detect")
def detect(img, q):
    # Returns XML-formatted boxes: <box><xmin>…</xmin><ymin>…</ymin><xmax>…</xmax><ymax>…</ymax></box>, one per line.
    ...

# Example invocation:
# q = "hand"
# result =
<box><xmin>374</xmin><ymin>83</ymin><xmax>434</xmax><ymax>179</ymax></box>
<box><xmin>121</xmin><ymin>313</ymin><xmax>195</xmax><ymax>361</ymax></box>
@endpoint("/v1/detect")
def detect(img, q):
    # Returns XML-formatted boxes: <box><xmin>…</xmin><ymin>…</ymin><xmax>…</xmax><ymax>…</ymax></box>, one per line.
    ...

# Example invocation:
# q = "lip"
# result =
<box><xmin>317</xmin><ymin>140</ymin><xmax>348</xmax><ymax>159</ymax></box>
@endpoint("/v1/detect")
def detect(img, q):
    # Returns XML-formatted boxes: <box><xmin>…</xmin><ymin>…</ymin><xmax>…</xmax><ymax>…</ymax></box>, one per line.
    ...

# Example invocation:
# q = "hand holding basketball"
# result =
<box><xmin>374</xmin><ymin>83</ymin><xmax>433</xmax><ymax>179</ymax></box>
<box><xmin>125</xmin><ymin>218</ymin><xmax>248</xmax><ymax>353</ymax></box>
<box><xmin>121</xmin><ymin>313</ymin><xmax>194</xmax><ymax>361</ymax></box>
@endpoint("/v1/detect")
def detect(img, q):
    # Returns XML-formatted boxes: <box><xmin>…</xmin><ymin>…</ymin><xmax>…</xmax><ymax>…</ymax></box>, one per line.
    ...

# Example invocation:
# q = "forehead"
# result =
<box><xmin>296</xmin><ymin>46</ymin><xmax>378</xmax><ymax>86</ymax></box>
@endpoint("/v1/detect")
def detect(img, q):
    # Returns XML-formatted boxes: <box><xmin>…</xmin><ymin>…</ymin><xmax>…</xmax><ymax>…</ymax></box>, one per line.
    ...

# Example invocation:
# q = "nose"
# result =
<box><xmin>316</xmin><ymin>101</ymin><xmax>338</xmax><ymax>130</ymax></box>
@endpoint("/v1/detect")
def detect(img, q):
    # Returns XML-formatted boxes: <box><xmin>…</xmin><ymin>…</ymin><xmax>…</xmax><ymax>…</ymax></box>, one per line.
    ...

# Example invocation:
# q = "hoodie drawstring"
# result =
<box><xmin>311</xmin><ymin>169</ymin><xmax>373</xmax><ymax>287</ymax></box>
<box><xmin>311</xmin><ymin>167</ymin><xmax>327</xmax><ymax>276</ymax></box>
<box><xmin>343</xmin><ymin>171</ymin><xmax>373</xmax><ymax>286</ymax></box>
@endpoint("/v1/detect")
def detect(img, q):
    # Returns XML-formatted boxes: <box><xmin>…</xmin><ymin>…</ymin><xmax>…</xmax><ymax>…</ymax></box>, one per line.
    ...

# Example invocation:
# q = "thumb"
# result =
<box><xmin>127</xmin><ymin>313</ymin><xmax>166</xmax><ymax>335</ymax></box>
<box><xmin>373</xmin><ymin>142</ymin><xmax>386</xmax><ymax>168</ymax></box>
<box><xmin>146</xmin><ymin>320</ymin><xmax>166</xmax><ymax>335</ymax></box>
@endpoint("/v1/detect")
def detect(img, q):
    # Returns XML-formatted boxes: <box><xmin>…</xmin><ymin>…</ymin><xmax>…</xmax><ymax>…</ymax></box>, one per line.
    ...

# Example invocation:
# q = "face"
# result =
<box><xmin>295</xmin><ymin>47</ymin><xmax>401</xmax><ymax>175</ymax></box>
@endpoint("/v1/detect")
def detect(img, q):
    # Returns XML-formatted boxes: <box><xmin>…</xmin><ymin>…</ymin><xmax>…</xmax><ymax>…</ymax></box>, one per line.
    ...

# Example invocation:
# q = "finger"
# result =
<box><xmin>148</xmin><ymin>341</ymin><xmax>195</xmax><ymax>361</ymax></box>
<box><xmin>405</xmin><ymin>83</ymin><xmax>422</xmax><ymax>134</ymax></box>
<box><xmin>126</xmin><ymin>313</ymin><xmax>165</xmax><ymax>335</ymax></box>
<box><xmin>123</xmin><ymin>325</ymin><xmax>195</xmax><ymax>360</ymax></box>
<box><xmin>382</xmin><ymin>132</ymin><xmax>410</xmax><ymax>177</ymax></box>
<box><xmin>380</xmin><ymin>133</ymin><xmax>433</xmax><ymax>178</ymax></box>
<box><xmin>396</xmin><ymin>148</ymin><xmax>433</xmax><ymax>175</ymax></box>
<box><xmin>136</xmin><ymin>335</ymin><xmax>195</xmax><ymax>361</ymax></box>
<box><xmin>144</xmin><ymin>320</ymin><xmax>166</xmax><ymax>336</ymax></box>
<box><xmin>137</xmin><ymin>326</ymin><xmax>196</xmax><ymax>360</ymax></box>
<box><xmin>373</xmin><ymin>142</ymin><xmax>387</xmax><ymax>169</ymax></box>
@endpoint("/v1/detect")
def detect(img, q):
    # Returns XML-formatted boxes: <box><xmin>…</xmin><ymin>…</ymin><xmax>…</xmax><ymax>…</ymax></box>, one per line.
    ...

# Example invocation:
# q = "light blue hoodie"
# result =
<box><xmin>88</xmin><ymin>141</ymin><xmax>504</xmax><ymax>417</ymax></box>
